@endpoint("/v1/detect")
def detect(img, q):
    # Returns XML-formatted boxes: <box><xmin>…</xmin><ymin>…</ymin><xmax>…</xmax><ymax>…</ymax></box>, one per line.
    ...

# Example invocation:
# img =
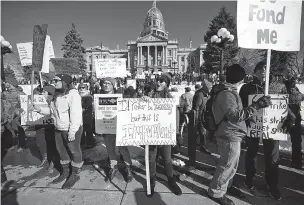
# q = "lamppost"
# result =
<box><xmin>172</xmin><ymin>60</ymin><xmax>177</xmax><ymax>74</ymax></box>
<box><xmin>210</xmin><ymin>28</ymin><xmax>234</xmax><ymax>83</ymax></box>
<box><xmin>1</xmin><ymin>36</ymin><xmax>13</xmax><ymax>81</ymax></box>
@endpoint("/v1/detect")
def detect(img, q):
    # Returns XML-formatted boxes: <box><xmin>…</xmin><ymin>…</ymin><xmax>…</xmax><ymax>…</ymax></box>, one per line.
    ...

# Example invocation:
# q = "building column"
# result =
<box><xmin>185</xmin><ymin>55</ymin><xmax>188</xmax><ymax>69</ymax></box>
<box><xmin>137</xmin><ymin>47</ymin><xmax>140</xmax><ymax>66</ymax></box>
<box><xmin>154</xmin><ymin>45</ymin><xmax>157</xmax><ymax>66</ymax></box>
<box><xmin>139</xmin><ymin>46</ymin><xmax>142</xmax><ymax>65</ymax></box>
<box><xmin>147</xmin><ymin>46</ymin><xmax>150</xmax><ymax>66</ymax></box>
<box><xmin>165</xmin><ymin>46</ymin><xmax>167</xmax><ymax>65</ymax></box>
<box><xmin>92</xmin><ymin>54</ymin><xmax>96</xmax><ymax>73</ymax></box>
<box><xmin>128</xmin><ymin>48</ymin><xmax>130</xmax><ymax>69</ymax></box>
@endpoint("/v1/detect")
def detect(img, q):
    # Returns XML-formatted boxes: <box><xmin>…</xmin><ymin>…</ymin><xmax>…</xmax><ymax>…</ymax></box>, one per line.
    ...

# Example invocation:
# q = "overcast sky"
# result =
<box><xmin>2</xmin><ymin>1</ymin><xmax>304</xmax><ymax>57</ymax></box>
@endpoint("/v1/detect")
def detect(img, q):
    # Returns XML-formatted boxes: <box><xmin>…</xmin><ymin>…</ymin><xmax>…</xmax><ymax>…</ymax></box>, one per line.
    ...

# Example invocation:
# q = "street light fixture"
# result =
<box><xmin>210</xmin><ymin>28</ymin><xmax>234</xmax><ymax>83</ymax></box>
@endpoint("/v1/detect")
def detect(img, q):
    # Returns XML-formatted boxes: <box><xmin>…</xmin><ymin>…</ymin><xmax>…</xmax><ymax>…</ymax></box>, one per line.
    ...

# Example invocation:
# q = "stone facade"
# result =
<box><xmin>85</xmin><ymin>1</ymin><xmax>206</xmax><ymax>74</ymax></box>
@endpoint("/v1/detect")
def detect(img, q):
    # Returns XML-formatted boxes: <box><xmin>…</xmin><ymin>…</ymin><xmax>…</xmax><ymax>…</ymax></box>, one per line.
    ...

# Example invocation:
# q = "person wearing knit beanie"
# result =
<box><xmin>225</xmin><ymin>64</ymin><xmax>246</xmax><ymax>84</ymax></box>
<box><xmin>101</xmin><ymin>77</ymin><xmax>116</xmax><ymax>94</ymax></box>
<box><xmin>4</xmin><ymin>77</ymin><xmax>19</xmax><ymax>88</ymax></box>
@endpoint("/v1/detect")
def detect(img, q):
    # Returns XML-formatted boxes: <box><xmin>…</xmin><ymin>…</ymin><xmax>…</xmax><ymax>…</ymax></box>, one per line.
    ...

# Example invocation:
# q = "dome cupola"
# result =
<box><xmin>139</xmin><ymin>0</ymin><xmax>168</xmax><ymax>40</ymax></box>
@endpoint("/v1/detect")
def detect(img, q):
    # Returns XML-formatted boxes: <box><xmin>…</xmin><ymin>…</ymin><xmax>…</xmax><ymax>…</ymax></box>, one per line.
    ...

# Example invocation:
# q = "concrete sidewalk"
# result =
<box><xmin>1</xmin><ymin>135</ymin><xmax>304</xmax><ymax>205</ymax></box>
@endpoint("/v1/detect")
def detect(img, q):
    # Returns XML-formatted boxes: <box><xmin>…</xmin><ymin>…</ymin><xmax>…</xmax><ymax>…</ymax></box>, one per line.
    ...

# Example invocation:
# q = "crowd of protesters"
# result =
<box><xmin>1</xmin><ymin>61</ymin><xmax>304</xmax><ymax>205</ymax></box>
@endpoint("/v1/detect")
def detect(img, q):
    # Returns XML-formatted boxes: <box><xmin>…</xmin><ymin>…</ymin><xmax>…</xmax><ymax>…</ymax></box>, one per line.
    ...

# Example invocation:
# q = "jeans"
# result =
<box><xmin>289</xmin><ymin>120</ymin><xmax>303</xmax><ymax>164</ymax></box>
<box><xmin>55</xmin><ymin>126</ymin><xmax>83</xmax><ymax>167</ymax></box>
<box><xmin>103</xmin><ymin>134</ymin><xmax>132</xmax><ymax>167</ymax></box>
<box><xmin>18</xmin><ymin>126</ymin><xmax>26</xmax><ymax>148</ymax></box>
<box><xmin>208</xmin><ymin>138</ymin><xmax>241</xmax><ymax>198</ymax></box>
<box><xmin>81</xmin><ymin>123</ymin><xmax>94</xmax><ymax>145</ymax></box>
<box><xmin>245</xmin><ymin>137</ymin><xmax>279</xmax><ymax>188</ymax></box>
<box><xmin>149</xmin><ymin>145</ymin><xmax>173</xmax><ymax>178</ymax></box>
<box><xmin>36</xmin><ymin>126</ymin><xmax>59</xmax><ymax>163</ymax></box>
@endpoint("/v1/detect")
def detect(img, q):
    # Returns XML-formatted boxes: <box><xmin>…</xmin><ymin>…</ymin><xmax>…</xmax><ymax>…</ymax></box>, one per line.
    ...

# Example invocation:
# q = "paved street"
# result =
<box><xmin>1</xmin><ymin>132</ymin><xmax>304</xmax><ymax>205</ymax></box>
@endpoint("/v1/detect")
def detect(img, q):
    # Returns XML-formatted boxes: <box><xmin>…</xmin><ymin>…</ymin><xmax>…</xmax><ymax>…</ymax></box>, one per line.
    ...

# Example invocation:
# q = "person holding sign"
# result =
<box><xmin>99</xmin><ymin>77</ymin><xmax>133</xmax><ymax>183</ymax></box>
<box><xmin>147</xmin><ymin>73</ymin><xmax>182</xmax><ymax>197</ymax></box>
<box><xmin>32</xmin><ymin>74</ymin><xmax>83</xmax><ymax>189</ymax></box>
<box><xmin>208</xmin><ymin>64</ymin><xmax>272</xmax><ymax>205</ymax></box>
<box><xmin>239</xmin><ymin>61</ymin><xmax>295</xmax><ymax>200</ymax></box>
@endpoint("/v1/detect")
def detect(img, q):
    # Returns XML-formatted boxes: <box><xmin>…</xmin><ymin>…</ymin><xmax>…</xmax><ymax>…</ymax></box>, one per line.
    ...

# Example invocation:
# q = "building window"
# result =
<box><xmin>168</xmin><ymin>50</ymin><xmax>172</xmax><ymax>56</ymax></box>
<box><xmin>168</xmin><ymin>60</ymin><xmax>172</xmax><ymax>67</ymax></box>
<box><xmin>89</xmin><ymin>64</ymin><xmax>92</xmax><ymax>71</ymax></box>
<box><xmin>181</xmin><ymin>56</ymin><xmax>185</xmax><ymax>62</ymax></box>
<box><xmin>153</xmin><ymin>20</ymin><xmax>156</xmax><ymax>25</ymax></box>
<box><xmin>158</xmin><ymin>60</ymin><xmax>161</xmax><ymax>66</ymax></box>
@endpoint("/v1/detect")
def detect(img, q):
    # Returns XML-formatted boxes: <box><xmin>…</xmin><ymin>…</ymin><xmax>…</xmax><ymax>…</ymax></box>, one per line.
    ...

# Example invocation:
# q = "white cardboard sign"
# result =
<box><xmin>95</xmin><ymin>58</ymin><xmax>127</xmax><ymax>78</ymax></box>
<box><xmin>20</xmin><ymin>95</ymin><xmax>53</xmax><ymax>126</ymax></box>
<box><xmin>247</xmin><ymin>94</ymin><xmax>288</xmax><ymax>141</ymax></box>
<box><xmin>237</xmin><ymin>0</ymin><xmax>302</xmax><ymax>51</ymax></box>
<box><xmin>116</xmin><ymin>98</ymin><xmax>177</xmax><ymax>146</ymax></box>
<box><xmin>94</xmin><ymin>94</ymin><xmax>122</xmax><ymax>135</ymax></box>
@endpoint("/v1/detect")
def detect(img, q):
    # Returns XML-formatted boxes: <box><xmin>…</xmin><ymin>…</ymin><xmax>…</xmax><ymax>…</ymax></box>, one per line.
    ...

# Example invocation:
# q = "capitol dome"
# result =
<box><xmin>139</xmin><ymin>1</ymin><xmax>168</xmax><ymax>40</ymax></box>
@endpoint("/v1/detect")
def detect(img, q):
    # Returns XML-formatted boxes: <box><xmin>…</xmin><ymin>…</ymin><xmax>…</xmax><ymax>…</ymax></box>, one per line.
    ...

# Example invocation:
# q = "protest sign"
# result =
<box><xmin>247</xmin><ymin>94</ymin><xmax>288</xmax><ymax>141</ymax></box>
<box><xmin>126</xmin><ymin>79</ymin><xmax>137</xmax><ymax>89</ymax></box>
<box><xmin>116</xmin><ymin>98</ymin><xmax>177</xmax><ymax>146</ymax></box>
<box><xmin>94</xmin><ymin>94</ymin><xmax>122</xmax><ymax>135</ymax></box>
<box><xmin>20</xmin><ymin>95</ymin><xmax>53</xmax><ymax>126</ymax></box>
<box><xmin>17</xmin><ymin>36</ymin><xmax>55</xmax><ymax>67</ymax></box>
<box><xmin>237</xmin><ymin>0</ymin><xmax>302</xmax><ymax>51</ymax></box>
<box><xmin>95</xmin><ymin>58</ymin><xmax>127</xmax><ymax>78</ymax></box>
<box><xmin>32</xmin><ymin>24</ymin><xmax>48</xmax><ymax>71</ymax></box>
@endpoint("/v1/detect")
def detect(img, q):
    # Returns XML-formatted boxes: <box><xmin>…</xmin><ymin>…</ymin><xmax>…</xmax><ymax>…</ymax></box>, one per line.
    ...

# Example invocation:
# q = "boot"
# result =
<box><xmin>1</xmin><ymin>165</ymin><xmax>7</xmax><ymax>183</ymax></box>
<box><xmin>125</xmin><ymin>165</ymin><xmax>133</xmax><ymax>183</ymax></box>
<box><xmin>168</xmin><ymin>177</ymin><xmax>182</xmax><ymax>195</ymax></box>
<box><xmin>37</xmin><ymin>157</ymin><xmax>48</xmax><ymax>168</ymax></box>
<box><xmin>146</xmin><ymin>175</ymin><xmax>156</xmax><ymax>197</ymax></box>
<box><xmin>62</xmin><ymin>166</ymin><xmax>80</xmax><ymax>189</ymax></box>
<box><xmin>53</xmin><ymin>163</ymin><xmax>69</xmax><ymax>184</ymax></box>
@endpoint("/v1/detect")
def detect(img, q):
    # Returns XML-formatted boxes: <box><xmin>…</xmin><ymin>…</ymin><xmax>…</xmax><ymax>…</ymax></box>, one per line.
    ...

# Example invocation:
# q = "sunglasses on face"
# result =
<box><xmin>53</xmin><ymin>79</ymin><xmax>62</xmax><ymax>83</ymax></box>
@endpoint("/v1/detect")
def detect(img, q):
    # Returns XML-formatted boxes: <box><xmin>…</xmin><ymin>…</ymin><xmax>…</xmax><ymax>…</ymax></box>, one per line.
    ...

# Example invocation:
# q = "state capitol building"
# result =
<box><xmin>85</xmin><ymin>1</ymin><xmax>206</xmax><ymax>74</ymax></box>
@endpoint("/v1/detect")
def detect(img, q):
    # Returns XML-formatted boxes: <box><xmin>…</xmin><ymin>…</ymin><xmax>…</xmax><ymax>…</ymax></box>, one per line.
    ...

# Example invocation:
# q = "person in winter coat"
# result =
<box><xmin>284</xmin><ymin>75</ymin><xmax>303</xmax><ymax>169</ymax></box>
<box><xmin>34</xmin><ymin>85</ymin><xmax>59</xmax><ymax>172</ymax></box>
<box><xmin>78</xmin><ymin>83</ymin><xmax>95</xmax><ymax>148</ymax></box>
<box><xmin>146</xmin><ymin>73</ymin><xmax>182</xmax><ymax>197</ymax></box>
<box><xmin>179</xmin><ymin>87</ymin><xmax>193</xmax><ymax>146</ymax></box>
<box><xmin>208</xmin><ymin>64</ymin><xmax>272</xmax><ymax>205</ymax></box>
<box><xmin>190</xmin><ymin>80</ymin><xmax>211</xmax><ymax>167</ymax></box>
<box><xmin>99</xmin><ymin>77</ymin><xmax>133</xmax><ymax>183</ymax></box>
<box><xmin>2</xmin><ymin>77</ymin><xmax>26</xmax><ymax>151</ymax></box>
<box><xmin>33</xmin><ymin>74</ymin><xmax>83</xmax><ymax>189</ymax></box>
<box><xmin>239</xmin><ymin>61</ymin><xmax>296</xmax><ymax>200</ymax></box>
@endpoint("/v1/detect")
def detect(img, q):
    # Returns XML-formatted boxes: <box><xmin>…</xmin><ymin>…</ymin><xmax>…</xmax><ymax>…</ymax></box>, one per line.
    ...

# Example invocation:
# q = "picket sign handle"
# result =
<box><xmin>145</xmin><ymin>145</ymin><xmax>151</xmax><ymax>195</ymax></box>
<box><xmin>265</xmin><ymin>49</ymin><xmax>271</xmax><ymax>95</ymax></box>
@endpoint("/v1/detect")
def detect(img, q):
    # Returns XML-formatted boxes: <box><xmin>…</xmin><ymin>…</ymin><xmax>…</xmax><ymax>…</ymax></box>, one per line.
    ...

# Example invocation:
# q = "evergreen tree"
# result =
<box><xmin>61</xmin><ymin>23</ymin><xmax>86</xmax><ymax>70</ymax></box>
<box><xmin>203</xmin><ymin>7</ymin><xmax>240</xmax><ymax>74</ymax></box>
<box><xmin>259</xmin><ymin>50</ymin><xmax>296</xmax><ymax>75</ymax></box>
<box><xmin>4</xmin><ymin>65</ymin><xmax>16</xmax><ymax>79</ymax></box>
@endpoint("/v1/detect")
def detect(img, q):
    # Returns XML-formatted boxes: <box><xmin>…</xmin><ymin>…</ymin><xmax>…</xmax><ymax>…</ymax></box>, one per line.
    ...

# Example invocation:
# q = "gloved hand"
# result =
<box><xmin>252</xmin><ymin>95</ymin><xmax>272</xmax><ymax>110</ymax></box>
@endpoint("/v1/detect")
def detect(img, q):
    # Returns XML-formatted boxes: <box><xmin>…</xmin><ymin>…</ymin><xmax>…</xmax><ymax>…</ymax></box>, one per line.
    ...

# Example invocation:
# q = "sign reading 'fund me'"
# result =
<box><xmin>237</xmin><ymin>0</ymin><xmax>302</xmax><ymax>51</ymax></box>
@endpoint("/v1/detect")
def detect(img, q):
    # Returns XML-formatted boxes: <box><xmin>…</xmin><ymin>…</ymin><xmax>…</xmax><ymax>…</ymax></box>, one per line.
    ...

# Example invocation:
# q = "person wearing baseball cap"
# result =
<box><xmin>33</xmin><ymin>74</ymin><xmax>83</xmax><ymax>189</ymax></box>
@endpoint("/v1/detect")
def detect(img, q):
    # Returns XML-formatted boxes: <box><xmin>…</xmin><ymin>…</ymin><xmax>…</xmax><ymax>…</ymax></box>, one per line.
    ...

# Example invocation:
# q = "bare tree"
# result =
<box><xmin>290</xmin><ymin>40</ymin><xmax>304</xmax><ymax>76</ymax></box>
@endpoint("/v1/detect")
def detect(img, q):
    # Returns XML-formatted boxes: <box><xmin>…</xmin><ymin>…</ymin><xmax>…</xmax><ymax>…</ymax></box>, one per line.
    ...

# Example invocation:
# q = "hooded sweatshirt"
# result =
<box><xmin>40</xmin><ymin>89</ymin><xmax>83</xmax><ymax>136</ymax></box>
<box><xmin>212</xmin><ymin>83</ymin><xmax>258</xmax><ymax>142</ymax></box>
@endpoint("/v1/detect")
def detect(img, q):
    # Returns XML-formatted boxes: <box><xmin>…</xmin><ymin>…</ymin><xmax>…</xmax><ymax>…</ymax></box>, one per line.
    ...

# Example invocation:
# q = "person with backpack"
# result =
<box><xmin>208</xmin><ymin>64</ymin><xmax>272</xmax><ymax>205</ymax></box>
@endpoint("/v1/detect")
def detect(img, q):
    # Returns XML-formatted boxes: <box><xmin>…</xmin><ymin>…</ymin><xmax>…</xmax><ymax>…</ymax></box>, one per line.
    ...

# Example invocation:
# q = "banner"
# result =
<box><xmin>95</xmin><ymin>58</ymin><xmax>127</xmax><ymax>78</ymax></box>
<box><xmin>247</xmin><ymin>94</ymin><xmax>288</xmax><ymax>141</ymax></box>
<box><xmin>237</xmin><ymin>0</ymin><xmax>302</xmax><ymax>51</ymax></box>
<box><xmin>32</xmin><ymin>24</ymin><xmax>48</xmax><ymax>71</ymax></box>
<box><xmin>94</xmin><ymin>94</ymin><xmax>122</xmax><ymax>135</ymax></box>
<box><xmin>20</xmin><ymin>95</ymin><xmax>53</xmax><ymax>126</ymax></box>
<box><xmin>116</xmin><ymin>98</ymin><xmax>177</xmax><ymax>146</ymax></box>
